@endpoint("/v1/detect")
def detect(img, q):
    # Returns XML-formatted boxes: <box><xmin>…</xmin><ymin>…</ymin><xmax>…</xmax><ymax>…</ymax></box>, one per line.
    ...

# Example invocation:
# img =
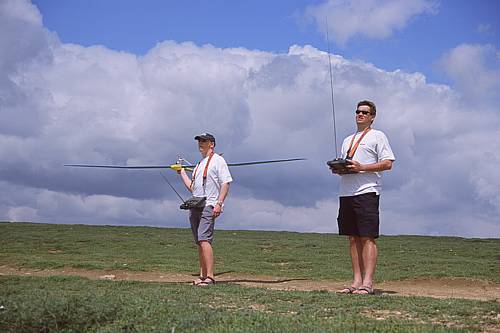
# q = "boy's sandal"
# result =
<box><xmin>354</xmin><ymin>285</ymin><xmax>374</xmax><ymax>295</ymax></box>
<box><xmin>192</xmin><ymin>276</ymin><xmax>206</xmax><ymax>285</ymax></box>
<box><xmin>337</xmin><ymin>286</ymin><xmax>358</xmax><ymax>294</ymax></box>
<box><xmin>197</xmin><ymin>276</ymin><xmax>216</xmax><ymax>286</ymax></box>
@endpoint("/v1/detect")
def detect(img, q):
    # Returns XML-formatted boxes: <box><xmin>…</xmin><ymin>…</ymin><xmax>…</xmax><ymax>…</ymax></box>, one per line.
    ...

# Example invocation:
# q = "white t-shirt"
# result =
<box><xmin>339</xmin><ymin>129</ymin><xmax>395</xmax><ymax>197</ymax></box>
<box><xmin>191</xmin><ymin>153</ymin><xmax>233</xmax><ymax>206</ymax></box>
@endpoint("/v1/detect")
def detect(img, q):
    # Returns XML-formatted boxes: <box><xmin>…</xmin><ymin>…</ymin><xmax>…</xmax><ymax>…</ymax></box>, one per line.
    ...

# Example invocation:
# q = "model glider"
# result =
<box><xmin>65</xmin><ymin>157</ymin><xmax>306</xmax><ymax>172</ymax></box>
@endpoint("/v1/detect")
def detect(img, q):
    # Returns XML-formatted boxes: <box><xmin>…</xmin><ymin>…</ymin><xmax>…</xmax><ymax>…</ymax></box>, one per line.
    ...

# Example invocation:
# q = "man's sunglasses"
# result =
<box><xmin>355</xmin><ymin>110</ymin><xmax>372</xmax><ymax>115</ymax></box>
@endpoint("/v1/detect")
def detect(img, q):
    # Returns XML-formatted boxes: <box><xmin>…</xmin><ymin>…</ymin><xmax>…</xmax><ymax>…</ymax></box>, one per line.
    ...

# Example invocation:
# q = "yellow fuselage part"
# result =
<box><xmin>170</xmin><ymin>164</ymin><xmax>193</xmax><ymax>172</ymax></box>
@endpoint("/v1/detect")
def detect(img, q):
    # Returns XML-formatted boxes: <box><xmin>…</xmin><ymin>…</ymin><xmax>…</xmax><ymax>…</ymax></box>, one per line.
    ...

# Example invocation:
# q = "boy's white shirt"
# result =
<box><xmin>191</xmin><ymin>153</ymin><xmax>233</xmax><ymax>206</ymax></box>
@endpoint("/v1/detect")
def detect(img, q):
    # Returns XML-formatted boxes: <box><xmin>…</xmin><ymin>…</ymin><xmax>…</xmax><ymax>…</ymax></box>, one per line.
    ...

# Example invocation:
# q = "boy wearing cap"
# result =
<box><xmin>178</xmin><ymin>133</ymin><xmax>232</xmax><ymax>286</ymax></box>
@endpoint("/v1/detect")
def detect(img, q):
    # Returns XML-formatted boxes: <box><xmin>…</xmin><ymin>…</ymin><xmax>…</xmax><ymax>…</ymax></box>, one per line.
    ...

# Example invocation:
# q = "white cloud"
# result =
<box><xmin>1</xmin><ymin>181</ymin><xmax>183</xmax><ymax>227</ymax></box>
<box><xmin>223</xmin><ymin>198</ymin><xmax>338</xmax><ymax>233</ymax></box>
<box><xmin>0</xmin><ymin>1</ymin><xmax>499</xmax><ymax>238</ymax></box>
<box><xmin>0</xmin><ymin>0</ymin><xmax>54</xmax><ymax>137</ymax></box>
<box><xmin>304</xmin><ymin>0</ymin><xmax>438</xmax><ymax>45</ymax></box>
<box><xmin>0</xmin><ymin>0</ymin><xmax>41</xmax><ymax>25</ymax></box>
<box><xmin>7</xmin><ymin>206</ymin><xmax>39</xmax><ymax>222</ymax></box>
<box><xmin>439</xmin><ymin>43</ymin><xmax>500</xmax><ymax>103</ymax></box>
<box><xmin>476</xmin><ymin>23</ymin><xmax>493</xmax><ymax>36</ymax></box>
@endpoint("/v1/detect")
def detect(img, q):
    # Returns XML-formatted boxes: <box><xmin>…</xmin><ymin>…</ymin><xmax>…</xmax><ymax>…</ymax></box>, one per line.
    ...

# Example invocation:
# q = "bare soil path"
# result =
<box><xmin>1</xmin><ymin>265</ymin><xmax>498</xmax><ymax>302</ymax></box>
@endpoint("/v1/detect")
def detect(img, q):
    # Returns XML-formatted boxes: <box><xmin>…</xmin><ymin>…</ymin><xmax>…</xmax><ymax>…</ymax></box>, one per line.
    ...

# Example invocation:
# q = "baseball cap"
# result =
<box><xmin>194</xmin><ymin>132</ymin><xmax>216</xmax><ymax>144</ymax></box>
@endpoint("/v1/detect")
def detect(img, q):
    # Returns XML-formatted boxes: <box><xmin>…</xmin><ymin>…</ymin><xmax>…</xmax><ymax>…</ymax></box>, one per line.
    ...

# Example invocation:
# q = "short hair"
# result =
<box><xmin>357</xmin><ymin>100</ymin><xmax>376</xmax><ymax>115</ymax></box>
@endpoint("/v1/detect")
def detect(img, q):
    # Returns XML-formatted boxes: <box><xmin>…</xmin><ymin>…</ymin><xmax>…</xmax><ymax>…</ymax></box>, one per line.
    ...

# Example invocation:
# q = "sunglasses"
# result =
<box><xmin>355</xmin><ymin>110</ymin><xmax>372</xmax><ymax>115</ymax></box>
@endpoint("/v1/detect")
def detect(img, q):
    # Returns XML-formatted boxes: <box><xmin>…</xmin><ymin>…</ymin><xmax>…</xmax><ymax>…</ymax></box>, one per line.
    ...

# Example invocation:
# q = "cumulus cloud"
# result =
<box><xmin>0</xmin><ymin>1</ymin><xmax>499</xmax><ymax>238</ymax></box>
<box><xmin>439</xmin><ymin>43</ymin><xmax>500</xmax><ymax>103</ymax></box>
<box><xmin>0</xmin><ymin>0</ymin><xmax>55</xmax><ymax>137</ymax></box>
<box><xmin>0</xmin><ymin>181</ymin><xmax>182</xmax><ymax>226</ymax></box>
<box><xmin>476</xmin><ymin>24</ymin><xmax>493</xmax><ymax>36</ymax></box>
<box><xmin>304</xmin><ymin>0</ymin><xmax>438</xmax><ymax>45</ymax></box>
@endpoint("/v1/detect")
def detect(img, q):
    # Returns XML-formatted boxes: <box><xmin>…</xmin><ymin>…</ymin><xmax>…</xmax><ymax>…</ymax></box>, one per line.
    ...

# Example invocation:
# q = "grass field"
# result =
<box><xmin>1</xmin><ymin>222</ymin><xmax>499</xmax><ymax>332</ymax></box>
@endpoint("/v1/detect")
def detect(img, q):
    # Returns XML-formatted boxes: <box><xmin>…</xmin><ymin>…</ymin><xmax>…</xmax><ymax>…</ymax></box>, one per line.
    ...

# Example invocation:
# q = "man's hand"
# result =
<box><xmin>346</xmin><ymin>160</ymin><xmax>363</xmax><ymax>173</ymax></box>
<box><xmin>213</xmin><ymin>203</ymin><xmax>222</xmax><ymax>218</ymax></box>
<box><xmin>332</xmin><ymin>159</ymin><xmax>393</xmax><ymax>174</ymax></box>
<box><xmin>330</xmin><ymin>160</ymin><xmax>361</xmax><ymax>175</ymax></box>
<box><xmin>330</xmin><ymin>167</ymin><xmax>348</xmax><ymax>175</ymax></box>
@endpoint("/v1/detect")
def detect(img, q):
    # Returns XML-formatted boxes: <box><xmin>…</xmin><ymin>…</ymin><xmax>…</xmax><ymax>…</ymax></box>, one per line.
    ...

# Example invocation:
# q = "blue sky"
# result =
<box><xmin>1</xmin><ymin>0</ymin><xmax>499</xmax><ymax>237</ymax></box>
<box><xmin>32</xmin><ymin>0</ymin><xmax>500</xmax><ymax>85</ymax></box>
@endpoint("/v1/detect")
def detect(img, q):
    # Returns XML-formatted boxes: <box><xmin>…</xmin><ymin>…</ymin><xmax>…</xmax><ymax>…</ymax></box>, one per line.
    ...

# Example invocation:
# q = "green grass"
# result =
<box><xmin>1</xmin><ymin>275</ymin><xmax>498</xmax><ymax>333</ymax></box>
<box><xmin>0</xmin><ymin>222</ymin><xmax>499</xmax><ymax>282</ymax></box>
<box><xmin>0</xmin><ymin>222</ymin><xmax>499</xmax><ymax>332</ymax></box>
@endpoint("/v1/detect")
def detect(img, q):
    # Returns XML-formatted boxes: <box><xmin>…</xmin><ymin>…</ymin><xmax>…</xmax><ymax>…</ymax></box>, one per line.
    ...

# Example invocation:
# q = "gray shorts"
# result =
<box><xmin>189</xmin><ymin>205</ymin><xmax>215</xmax><ymax>244</ymax></box>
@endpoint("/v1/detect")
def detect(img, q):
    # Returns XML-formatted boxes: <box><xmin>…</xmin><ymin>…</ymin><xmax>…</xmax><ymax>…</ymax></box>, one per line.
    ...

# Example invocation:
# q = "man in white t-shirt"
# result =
<box><xmin>330</xmin><ymin>100</ymin><xmax>395</xmax><ymax>295</ymax></box>
<box><xmin>178</xmin><ymin>133</ymin><xmax>232</xmax><ymax>286</ymax></box>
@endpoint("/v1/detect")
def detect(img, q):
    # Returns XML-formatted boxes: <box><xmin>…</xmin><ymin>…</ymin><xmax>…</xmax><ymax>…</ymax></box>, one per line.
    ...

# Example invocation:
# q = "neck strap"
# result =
<box><xmin>190</xmin><ymin>152</ymin><xmax>215</xmax><ymax>193</ymax></box>
<box><xmin>346</xmin><ymin>127</ymin><xmax>371</xmax><ymax>159</ymax></box>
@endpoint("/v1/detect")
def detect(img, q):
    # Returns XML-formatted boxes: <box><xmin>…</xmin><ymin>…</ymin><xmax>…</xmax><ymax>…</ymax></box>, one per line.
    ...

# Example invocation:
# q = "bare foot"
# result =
<box><xmin>192</xmin><ymin>276</ymin><xmax>206</xmax><ymax>285</ymax></box>
<box><xmin>337</xmin><ymin>286</ymin><xmax>358</xmax><ymax>294</ymax></box>
<box><xmin>353</xmin><ymin>285</ymin><xmax>374</xmax><ymax>295</ymax></box>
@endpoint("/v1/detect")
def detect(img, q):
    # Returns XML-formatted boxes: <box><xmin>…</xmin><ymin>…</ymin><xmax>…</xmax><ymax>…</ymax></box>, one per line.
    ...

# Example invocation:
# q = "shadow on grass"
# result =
<box><xmin>217</xmin><ymin>278</ymin><xmax>310</xmax><ymax>284</ymax></box>
<box><xmin>189</xmin><ymin>270</ymin><xmax>309</xmax><ymax>284</ymax></box>
<box><xmin>190</xmin><ymin>270</ymin><xmax>235</xmax><ymax>277</ymax></box>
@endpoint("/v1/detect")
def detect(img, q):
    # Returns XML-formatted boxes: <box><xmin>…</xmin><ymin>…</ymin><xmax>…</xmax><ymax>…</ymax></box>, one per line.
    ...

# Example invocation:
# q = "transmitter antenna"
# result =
<box><xmin>159</xmin><ymin>171</ymin><xmax>185</xmax><ymax>203</ymax></box>
<box><xmin>326</xmin><ymin>18</ymin><xmax>339</xmax><ymax>158</ymax></box>
<box><xmin>325</xmin><ymin>19</ymin><xmax>351</xmax><ymax>173</ymax></box>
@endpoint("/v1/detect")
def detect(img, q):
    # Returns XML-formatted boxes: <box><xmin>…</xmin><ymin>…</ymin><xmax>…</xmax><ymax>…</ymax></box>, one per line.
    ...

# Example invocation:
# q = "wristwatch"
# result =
<box><xmin>216</xmin><ymin>200</ymin><xmax>224</xmax><ymax>208</ymax></box>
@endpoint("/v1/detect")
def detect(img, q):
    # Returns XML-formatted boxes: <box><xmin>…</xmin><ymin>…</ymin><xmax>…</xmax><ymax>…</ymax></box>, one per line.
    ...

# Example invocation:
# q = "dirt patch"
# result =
<box><xmin>361</xmin><ymin>309</ymin><xmax>500</xmax><ymax>332</ymax></box>
<box><xmin>1</xmin><ymin>265</ymin><xmax>498</xmax><ymax>302</ymax></box>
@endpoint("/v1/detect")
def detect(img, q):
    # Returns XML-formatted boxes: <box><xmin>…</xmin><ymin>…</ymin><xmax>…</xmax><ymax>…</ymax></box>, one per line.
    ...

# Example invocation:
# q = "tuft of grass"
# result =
<box><xmin>1</xmin><ymin>222</ymin><xmax>499</xmax><ymax>282</ymax></box>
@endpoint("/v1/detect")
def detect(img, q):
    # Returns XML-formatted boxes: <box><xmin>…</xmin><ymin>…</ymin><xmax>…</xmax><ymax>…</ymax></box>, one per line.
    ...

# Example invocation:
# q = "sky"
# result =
<box><xmin>1</xmin><ymin>0</ymin><xmax>499</xmax><ymax>238</ymax></box>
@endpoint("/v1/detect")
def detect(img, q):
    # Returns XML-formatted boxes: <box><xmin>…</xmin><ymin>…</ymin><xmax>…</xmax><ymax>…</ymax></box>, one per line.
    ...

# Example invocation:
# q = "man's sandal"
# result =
<box><xmin>197</xmin><ymin>276</ymin><xmax>216</xmax><ymax>286</ymax></box>
<box><xmin>192</xmin><ymin>276</ymin><xmax>206</xmax><ymax>286</ymax></box>
<box><xmin>337</xmin><ymin>286</ymin><xmax>358</xmax><ymax>294</ymax></box>
<box><xmin>354</xmin><ymin>285</ymin><xmax>374</xmax><ymax>295</ymax></box>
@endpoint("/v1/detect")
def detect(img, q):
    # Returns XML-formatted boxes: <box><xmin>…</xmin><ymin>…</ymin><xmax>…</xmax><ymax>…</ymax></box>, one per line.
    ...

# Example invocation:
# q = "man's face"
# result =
<box><xmin>197</xmin><ymin>139</ymin><xmax>214</xmax><ymax>156</ymax></box>
<box><xmin>355</xmin><ymin>104</ymin><xmax>374</xmax><ymax>127</ymax></box>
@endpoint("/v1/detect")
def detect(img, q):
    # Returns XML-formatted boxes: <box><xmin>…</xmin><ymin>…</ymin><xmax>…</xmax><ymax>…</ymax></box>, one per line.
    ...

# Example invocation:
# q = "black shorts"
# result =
<box><xmin>337</xmin><ymin>192</ymin><xmax>380</xmax><ymax>238</ymax></box>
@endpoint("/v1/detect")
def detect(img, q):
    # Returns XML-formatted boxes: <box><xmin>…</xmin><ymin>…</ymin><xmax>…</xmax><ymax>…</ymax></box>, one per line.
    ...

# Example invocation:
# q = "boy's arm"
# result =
<box><xmin>178</xmin><ymin>168</ymin><xmax>193</xmax><ymax>192</ymax></box>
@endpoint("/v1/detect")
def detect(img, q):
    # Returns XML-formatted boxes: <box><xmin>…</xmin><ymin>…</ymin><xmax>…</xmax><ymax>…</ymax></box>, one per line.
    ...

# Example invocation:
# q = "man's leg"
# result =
<box><xmin>352</xmin><ymin>193</ymin><xmax>379</xmax><ymax>294</ymax></box>
<box><xmin>360</xmin><ymin>237</ymin><xmax>377</xmax><ymax>287</ymax></box>
<box><xmin>199</xmin><ymin>240</ymin><xmax>214</xmax><ymax>279</ymax></box>
<box><xmin>353</xmin><ymin>236</ymin><xmax>377</xmax><ymax>294</ymax></box>
<box><xmin>195</xmin><ymin>206</ymin><xmax>215</xmax><ymax>284</ymax></box>
<box><xmin>349</xmin><ymin>236</ymin><xmax>364</xmax><ymax>288</ymax></box>
<box><xmin>189</xmin><ymin>209</ymin><xmax>205</xmax><ymax>285</ymax></box>
<box><xmin>339</xmin><ymin>236</ymin><xmax>364</xmax><ymax>293</ymax></box>
<box><xmin>198</xmin><ymin>244</ymin><xmax>205</xmax><ymax>277</ymax></box>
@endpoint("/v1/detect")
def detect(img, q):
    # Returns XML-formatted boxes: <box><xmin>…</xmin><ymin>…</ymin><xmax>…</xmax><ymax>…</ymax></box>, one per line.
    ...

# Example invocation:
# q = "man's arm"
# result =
<box><xmin>218</xmin><ymin>182</ymin><xmax>231</xmax><ymax>203</ymax></box>
<box><xmin>346</xmin><ymin>159</ymin><xmax>393</xmax><ymax>173</ymax></box>
<box><xmin>178</xmin><ymin>168</ymin><xmax>193</xmax><ymax>192</ymax></box>
<box><xmin>213</xmin><ymin>182</ymin><xmax>230</xmax><ymax>218</ymax></box>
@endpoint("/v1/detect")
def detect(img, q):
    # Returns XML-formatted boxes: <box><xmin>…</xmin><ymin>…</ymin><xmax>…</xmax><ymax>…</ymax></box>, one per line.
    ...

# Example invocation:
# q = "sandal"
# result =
<box><xmin>197</xmin><ymin>276</ymin><xmax>216</xmax><ymax>286</ymax></box>
<box><xmin>354</xmin><ymin>285</ymin><xmax>374</xmax><ymax>295</ymax></box>
<box><xmin>192</xmin><ymin>276</ymin><xmax>206</xmax><ymax>285</ymax></box>
<box><xmin>337</xmin><ymin>286</ymin><xmax>358</xmax><ymax>294</ymax></box>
